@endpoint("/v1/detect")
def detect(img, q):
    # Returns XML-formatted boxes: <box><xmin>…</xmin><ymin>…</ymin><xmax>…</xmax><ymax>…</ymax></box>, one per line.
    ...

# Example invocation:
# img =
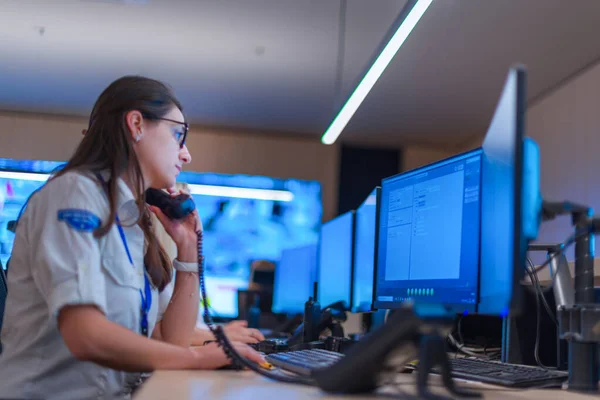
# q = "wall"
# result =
<box><xmin>0</xmin><ymin>112</ymin><xmax>341</xmax><ymax>221</ymax></box>
<box><xmin>526</xmin><ymin>61</ymin><xmax>600</xmax><ymax>268</ymax></box>
<box><xmin>401</xmin><ymin>145</ymin><xmax>456</xmax><ymax>172</ymax></box>
<box><xmin>401</xmin><ymin>137</ymin><xmax>483</xmax><ymax>172</ymax></box>
<box><xmin>0</xmin><ymin>110</ymin><xmax>493</xmax><ymax>222</ymax></box>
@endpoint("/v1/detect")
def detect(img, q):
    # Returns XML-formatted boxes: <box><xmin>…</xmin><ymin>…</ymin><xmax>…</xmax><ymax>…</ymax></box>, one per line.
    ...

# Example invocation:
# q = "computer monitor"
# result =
<box><xmin>478</xmin><ymin>66</ymin><xmax>528</xmax><ymax>316</ymax></box>
<box><xmin>318</xmin><ymin>210</ymin><xmax>355</xmax><ymax>310</ymax></box>
<box><xmin>373</xmin><ymin>66</ymin><xmax>531</xmax><ymax>318</ymax></box>
<box><xmin>272</xmin><ymin>244</ymin><xmax>318</xmax><ymax>315</ymax></box>
<box><xmin>0</xmin><ymin>160</ymin><xmax>324</xmax><ymax>319</ymax></box>
<box><xmin>351</xmin><ymin>187</ymin><xmax>380</xmax><ymax>313</ymax></box>
<box><xmin>373</xmin><ymin>149</ymin><xmax>482</xmax><ymax>314</ymax></box>
<box><xmin>0</xmin><ymin>160</ymin><xmax>63</xmax><ymax>268</ymax></box>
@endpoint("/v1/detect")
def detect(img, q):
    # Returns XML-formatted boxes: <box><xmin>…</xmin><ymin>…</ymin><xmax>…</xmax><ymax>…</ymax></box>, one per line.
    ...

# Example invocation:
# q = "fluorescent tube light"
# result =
<box><xmin>321</xmin><ymin>0</ymin><xmax>432</xmax><ymax>145</ymax></box>
<box><xmin>188</xmin><ymin>184</ymin><xmax>294</xmax><ymax>202</ymax></box>
<box><xmin>0</xmin><ymin>171</ymin><xmax>294</xmax><ymax>202</ymax></box>
<box><xmin>0</xmin><ymin>171</ymin><xmax>50</xmax><ymax>181</ymax></box>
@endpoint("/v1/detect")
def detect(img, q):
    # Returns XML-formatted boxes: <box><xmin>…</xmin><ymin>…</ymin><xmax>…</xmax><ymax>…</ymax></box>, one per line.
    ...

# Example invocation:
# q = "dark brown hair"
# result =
<box><xmin>54</xmin><ymin>76</ymin><xmax>182</xmax><ymax>291</ymax></box>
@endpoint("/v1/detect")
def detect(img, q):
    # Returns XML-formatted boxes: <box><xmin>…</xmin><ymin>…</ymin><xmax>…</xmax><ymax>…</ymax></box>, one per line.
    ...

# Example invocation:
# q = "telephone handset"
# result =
<box><xmin>145</xmin><ymin>188</ymin><xmax>196</xmax><ymax>219</ymax></box>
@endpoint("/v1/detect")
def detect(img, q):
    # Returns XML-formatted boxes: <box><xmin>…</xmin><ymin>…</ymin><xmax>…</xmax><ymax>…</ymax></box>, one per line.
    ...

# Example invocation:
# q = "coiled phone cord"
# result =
<box><xmin>196</xmin><ymin>231</ymin><xmax>313</xmax><ymax>385</ymax></box>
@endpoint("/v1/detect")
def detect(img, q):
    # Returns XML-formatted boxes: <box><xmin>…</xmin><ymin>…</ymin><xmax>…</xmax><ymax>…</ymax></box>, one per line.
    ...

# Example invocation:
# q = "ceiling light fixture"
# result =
<box><xmin>321</xmin><ymin>0</ymin><xmax>432</xmax><ymax>145</ymax></box>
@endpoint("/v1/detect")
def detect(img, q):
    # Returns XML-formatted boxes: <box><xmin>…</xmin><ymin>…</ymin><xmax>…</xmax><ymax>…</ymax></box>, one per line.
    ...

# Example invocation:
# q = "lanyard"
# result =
<box><xmin>115</xmin><ymin>218</ymin><xmax>152</xmax><ymax>337</ymax></box>
<box><xmin>96</xmin><ymin>174</ymin><xmax>152</xmax><ymax>337</ymax></box>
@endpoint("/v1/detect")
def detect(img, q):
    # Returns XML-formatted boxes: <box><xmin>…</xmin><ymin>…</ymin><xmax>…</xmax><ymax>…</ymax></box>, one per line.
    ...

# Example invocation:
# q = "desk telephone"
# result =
<box><xmin>145</xmin><ymin>188</ymin><xmax>196</xmax><ymax>220</ymax></box>
<box><xmin>145</xmin><ymin>188</ymin><xmax>476</xmax><ymax>398</ymax></box>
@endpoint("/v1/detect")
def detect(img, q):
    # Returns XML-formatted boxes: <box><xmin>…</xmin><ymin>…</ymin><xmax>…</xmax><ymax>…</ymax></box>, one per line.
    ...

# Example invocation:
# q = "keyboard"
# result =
<box><xmin>266</xmin><ymin>349</ymin><xmax>344</xmax><ymax>376</ymax></box>
<box><xmin>249</xmin><ymin>338</ymin><xmax>289</xmax><ymax>354</ymax></box>
<box><xmin>267</xmin><ymin>350</ymin><xmax>568</xmax><ymax>388</ymax></box>
<box><xmin>442</xmin><ymin>357</ymin><xmax>568</xmax><ymax>388</ymax></box>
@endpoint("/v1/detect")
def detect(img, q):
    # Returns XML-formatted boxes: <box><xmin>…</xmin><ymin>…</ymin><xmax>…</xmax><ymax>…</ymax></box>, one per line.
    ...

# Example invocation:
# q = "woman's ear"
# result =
<box><xmin>125</xmin><ymin>110</ymin><xmax>144</xmax><ymax>141</ymax></box>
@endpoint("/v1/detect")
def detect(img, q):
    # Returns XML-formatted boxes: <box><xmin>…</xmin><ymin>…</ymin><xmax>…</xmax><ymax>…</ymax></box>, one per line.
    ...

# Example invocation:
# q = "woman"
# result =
<box><xmin>0</xmin><ymin>76</ymin><xmax>263</xmax><ymax>400</ymax></box>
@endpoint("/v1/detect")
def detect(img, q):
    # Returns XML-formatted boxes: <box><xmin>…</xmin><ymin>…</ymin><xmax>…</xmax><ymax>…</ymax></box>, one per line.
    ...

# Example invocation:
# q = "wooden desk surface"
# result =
<box><xmin>134</xmin><ymin>370</ymin><xmax>599</xmax><ymax>399</ymax></box>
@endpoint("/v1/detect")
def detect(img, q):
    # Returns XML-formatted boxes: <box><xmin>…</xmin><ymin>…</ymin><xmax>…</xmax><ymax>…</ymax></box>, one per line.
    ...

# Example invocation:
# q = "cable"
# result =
<box><xmin>447</xmin><ymin>333</ymin><xmax>500</xmax><ymax>359</ymax></box>
<box><xmin>529</xmin><ymin>266</ymin><xmax>551</xmax><ymax>370</ymax></box>
<box><xmin>197</xmin><ymin>232</ymin><xmax>313</xmax><ymax>385</ymax></box>
<box><xmin>526</xmin><ymin>258</ymin><xmax>558</xmax><ymax>326</ymax></box>
<box><xmin>522</xmin><ymin>227</ymin><xmax>590</xmax><ymax>371</ymax></box>
<box><xmin>526</xmin><ymin>257</ymin><xmax>553</xmax><ymax>293</ymax></box>
<box><xmin>525</xmin><ymin>261</ymin><xmax>561</xmax><ymax>370</ymax></box>
<box><xmin>524</xmin><ymin>226</ymin><xmax>590</xmax><ymax>326</ymax></box>
<box><xmin>529</xmin><ymin>228</ymin><xmax>589</xmax><ymax>276</ymax></box>
<box><xmin>453</xmin><ymin>314</ymin><xmax>501</xmax><ymax>358</ymax></box>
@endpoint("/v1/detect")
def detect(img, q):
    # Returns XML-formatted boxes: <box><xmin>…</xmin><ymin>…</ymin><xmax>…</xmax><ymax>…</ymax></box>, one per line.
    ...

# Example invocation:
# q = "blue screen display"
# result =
<box><xmin>0</xmin><ymin>160</ymin><xmax>63</xmax><ymax>268</ymax></box>
<box><xmin>318</xmin><ymin>211</ymin><xmax>354</xmax><ymax>310</ymax></box>
<box><xmin>479</xmin><ymin>68</ymin><xmax>526</xmax><ymax>316</ymax></box>
<box><xmin>0</xmin><ymin>160</ymin><xmax>323</xmax><ymax>319</ymax></box>
<box><xmin>352</xmin><ymin>188</ymin><xmax>379</xmax><ymax>312</ymax></box>
<box><xmin>179</xmin><ymin>172</ymin><xmax>322</xmax><ymax>318</ymax></box>
<box><xmin>374</xmin><ymin>149</ymin><xmax>482</xmax><ymax>311</ymax></box>
<box><xmin>272</xmin><ymin>244</ymin><xmax>318</xmax><ymax>314</ymax></box>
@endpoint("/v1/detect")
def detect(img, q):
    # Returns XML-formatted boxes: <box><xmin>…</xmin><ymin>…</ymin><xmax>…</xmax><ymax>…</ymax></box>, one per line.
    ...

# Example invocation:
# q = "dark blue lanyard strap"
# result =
<box><xmin>96</xmin><ymin>173</ymin><xmax>152</xmax><ymax>337</ymax></box>
<box><xmin>115</xmin><ymin>220</ymin><xmax>152</xmax><ymax>336</ymax></box>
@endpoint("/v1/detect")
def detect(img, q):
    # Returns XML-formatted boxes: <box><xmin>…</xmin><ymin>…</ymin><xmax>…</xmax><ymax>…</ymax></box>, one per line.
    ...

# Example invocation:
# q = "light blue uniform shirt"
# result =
<box><xmin>0</xmin><ymin>171</ymin><xmax>167</xmax><ymax>399</ymax></box>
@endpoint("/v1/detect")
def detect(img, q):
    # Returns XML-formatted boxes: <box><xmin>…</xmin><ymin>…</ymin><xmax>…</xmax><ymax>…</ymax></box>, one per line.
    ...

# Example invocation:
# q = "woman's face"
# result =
<box><xmin>133</xmin><ymin>106</ymin><xmax>192</xmax><ymax>189</ymax></box>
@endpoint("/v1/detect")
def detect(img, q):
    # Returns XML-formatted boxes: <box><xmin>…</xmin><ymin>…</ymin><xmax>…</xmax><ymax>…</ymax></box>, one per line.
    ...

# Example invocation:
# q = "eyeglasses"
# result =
<box><xmin>144</xmin><ymin>115</ymin><xmax>189</xmax><ymax>148</ymax></box>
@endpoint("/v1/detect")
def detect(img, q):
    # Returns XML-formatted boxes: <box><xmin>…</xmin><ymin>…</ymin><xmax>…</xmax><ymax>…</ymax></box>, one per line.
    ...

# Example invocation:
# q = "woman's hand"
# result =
<box><xmin>149</xmin><ymin>189</ymin><xmax>202</xmax><ymax>262</ymax></box>
<box><xmin>223</xmin><ymin>320</ymin><xmax>265</xmax><ymax>344</ymax></box>
<box><xmin>191</xmin><ymin>342</ymin><xmax>265</xmax><ymax>369</ymax></box>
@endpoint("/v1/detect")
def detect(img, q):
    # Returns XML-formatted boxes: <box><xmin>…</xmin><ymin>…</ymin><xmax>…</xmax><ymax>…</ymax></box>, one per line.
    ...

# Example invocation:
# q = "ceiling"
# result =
<box><xmin>0</xmin><ymin>0</ymin><xmax>599</xmax><ymax>149</ymax></box>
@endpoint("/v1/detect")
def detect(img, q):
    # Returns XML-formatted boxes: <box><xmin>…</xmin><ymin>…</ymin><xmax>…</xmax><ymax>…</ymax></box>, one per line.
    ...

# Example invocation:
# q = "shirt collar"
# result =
<box><xmin>95</xmin><ymin>170</ymin><xmax>140</xmax><ymax>224</ymax></box>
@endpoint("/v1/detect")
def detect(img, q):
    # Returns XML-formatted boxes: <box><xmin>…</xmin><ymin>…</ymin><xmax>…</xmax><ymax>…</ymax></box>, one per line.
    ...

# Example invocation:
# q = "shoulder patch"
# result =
<box><xmin>57</xmin><ymin>209</ymin><xmax>101</xmax><ymax>232</ymax></box>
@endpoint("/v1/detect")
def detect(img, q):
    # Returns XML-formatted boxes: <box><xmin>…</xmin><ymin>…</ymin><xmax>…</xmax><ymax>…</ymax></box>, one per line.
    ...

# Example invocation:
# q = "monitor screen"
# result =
<box><xmin>272</xmin><ymin>244</ymin><xmax>318</xmax><ymax>314</ymax></box>
<box><xmin>374</xmin><ymin>149</ymin><xmax>482</xmax><ymax>312</ymax></box>
<box><xmin>351</xmin><ymin>187</ymin><xmax>380</xmax><ymax>313</ymax></box>
<box><xmin>0</xmin><ymin>161</ymin><xmax>323</xmax><ymax>319</ymax></box>
<box><xmin>479</xmin><ymin>67</ymin><xmax>527</xmax><ymax>316</ymax></box>
<box><xmin>0</xmin><ymin>160</ymin><xmax>63</xmax><ymax>269</ymax></box>
<box><xmin>179</xmin><ymin>172</ymin><xmax>322</xmax><ymax>318</ymax></box>
<box><xmin>317</xmin><ymin>210</ymin><xmax>355</xmax><ymax>310</ymax></box>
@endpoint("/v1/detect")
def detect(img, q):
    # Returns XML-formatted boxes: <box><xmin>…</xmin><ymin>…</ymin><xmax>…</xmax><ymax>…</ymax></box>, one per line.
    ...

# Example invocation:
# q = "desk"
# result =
<box><xmin>134</xmin><ymin>370</ymin><xmax>598</xmax><ymax>399</ymax></box>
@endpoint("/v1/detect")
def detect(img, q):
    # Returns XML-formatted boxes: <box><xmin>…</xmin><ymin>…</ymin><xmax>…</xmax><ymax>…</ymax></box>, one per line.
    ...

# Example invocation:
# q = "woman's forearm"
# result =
<box><xmin>59</xmin><ymin>306</ymin><xmax>198</xmax><ymax>372</ymax></box>
<box><xmin>153</xmin><ymin>322</ymin><xmax>214</xmax><ymax>347</ymax></box>
<box><xmin>159</xmin><ymin>241</ymin><xmax>200</xmax><ymax>346</ymax></box>
<box><xmin>191</xmin><ymin>327</ymin><xmax>215</xmax><ymax>346</ymax></box>
<box><xmin>159</xmin><ymin>271</ymin><xmax>199</xmax><ymax>346</ymax></box>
